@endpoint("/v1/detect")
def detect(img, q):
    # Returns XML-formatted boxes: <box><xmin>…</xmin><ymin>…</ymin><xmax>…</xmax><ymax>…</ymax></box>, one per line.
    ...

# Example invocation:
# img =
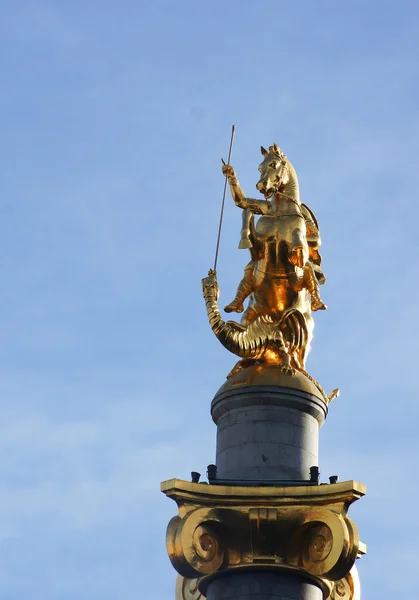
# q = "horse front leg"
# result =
<box><xmin>238</xmin><ymin>208</ymin><xmax>253</xmax><ymax>249</ymax></box>
<box><xmin>288</xmin><ymin>227</ymin><xmax>308</xmax><ymax>268</ymax></box>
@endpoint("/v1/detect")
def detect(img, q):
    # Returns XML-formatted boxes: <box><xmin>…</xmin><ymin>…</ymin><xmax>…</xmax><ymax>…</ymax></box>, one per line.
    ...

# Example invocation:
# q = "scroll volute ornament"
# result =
<box><xmin>287</xmin><ymin>509</ymin><xmax>360</xmax><ymax>581</ymax></box>
<box><xmin>175</xmin><ymin>576</ymin><xmax>204</xmax><ymax>600</ymax></box>
<box><xmin>331</xmin><ymin>577</ymin><xmax>352</xmax><ymax>600</ymax></box>
<box><xmin>330</xmin><ymin>565</ymin><xmax>361</xmax><ymax>600</ymax></box>
<box><xmin>166</xmin><ymin>508</ymin><xmax>225</xmax><ymax>579</ymax></box>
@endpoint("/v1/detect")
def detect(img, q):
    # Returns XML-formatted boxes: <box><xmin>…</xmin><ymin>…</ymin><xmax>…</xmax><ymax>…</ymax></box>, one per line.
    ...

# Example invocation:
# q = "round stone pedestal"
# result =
<box><xmin>206</xmin><ymin>572</ymin><xmax>323</xmax><ymax>600</ymax></box>
<box><xmin>211</xmin><ymin>366</ymin><xmax>328</xmax><ymax>481</ymax></box>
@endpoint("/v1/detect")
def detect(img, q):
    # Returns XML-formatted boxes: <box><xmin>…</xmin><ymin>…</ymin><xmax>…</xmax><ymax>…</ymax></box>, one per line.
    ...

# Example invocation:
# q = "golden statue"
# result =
<box><xmin>202</xmin><ymin>143</ymin><xmax>327</xmax><ymax>380</ymax></box>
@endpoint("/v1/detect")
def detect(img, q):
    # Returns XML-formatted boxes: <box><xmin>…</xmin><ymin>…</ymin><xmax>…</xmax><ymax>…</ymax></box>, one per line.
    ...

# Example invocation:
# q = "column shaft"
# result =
<box><xmin>206</xmin><ymin>572</ymin><xmax>323</xmax><ymax>600</ymax></box>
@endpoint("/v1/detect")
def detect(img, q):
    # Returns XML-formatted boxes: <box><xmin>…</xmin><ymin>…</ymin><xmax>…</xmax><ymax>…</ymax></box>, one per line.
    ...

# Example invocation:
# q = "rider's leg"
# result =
<box><xmin>303</xmin><ymin>264</ymin><xmax>327</xmax><ymax>311</ymax></box>
<box><xmin>238</xmin><ymin>208</ymin><xmax>253</xmax><ymax>249</ymax></box>
<box><xmin>224</xmin><ymin>263</ymin><xmax>254</xmax><ymax>313</ymax></box>
<box><xmin>288</xmin><ymin>227</ymin><xmax>308</xmax><ymax>268</ymax></box>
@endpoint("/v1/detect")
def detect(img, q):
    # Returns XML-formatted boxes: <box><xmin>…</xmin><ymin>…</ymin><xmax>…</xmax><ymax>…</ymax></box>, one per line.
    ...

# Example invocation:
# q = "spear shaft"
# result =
<box><xmin>213</xmin><ymin>125</ymin><xmax>235</xmax><ymax>273</ymax></box>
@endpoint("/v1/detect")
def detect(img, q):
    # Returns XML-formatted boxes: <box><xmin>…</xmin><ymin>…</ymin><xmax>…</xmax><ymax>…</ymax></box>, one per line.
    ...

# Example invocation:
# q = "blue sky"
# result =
<box><xmin>0</xmin><ymin>1</ymin><xmax>418</xmax><ymax>598</ymax></box>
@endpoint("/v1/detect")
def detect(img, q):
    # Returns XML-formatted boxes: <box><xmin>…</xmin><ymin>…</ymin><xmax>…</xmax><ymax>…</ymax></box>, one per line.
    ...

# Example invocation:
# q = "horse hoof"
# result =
<box><xmin>238</xmin><ymin>239</ymin><xmax>252</xmax><ymax>249</ymax></box>
<box><xmin>224</xmin><ymin>302</ymin><xmax>244</xmax><ymax>313</ymax></box>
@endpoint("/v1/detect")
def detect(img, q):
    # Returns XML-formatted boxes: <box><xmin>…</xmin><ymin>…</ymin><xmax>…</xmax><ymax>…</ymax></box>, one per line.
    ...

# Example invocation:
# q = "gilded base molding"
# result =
<box><xmin>163</xmin><ymin>479</ymin><xmax>366</xmax><ymax>598</ymax></box>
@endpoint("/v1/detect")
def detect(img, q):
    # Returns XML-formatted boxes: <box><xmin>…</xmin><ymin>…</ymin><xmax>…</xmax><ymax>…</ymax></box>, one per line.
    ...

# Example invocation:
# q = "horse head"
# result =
<box><xmin>256</xmin><ymin>143</ymin><xmax>290</xmax><ymax>198</ymax></box>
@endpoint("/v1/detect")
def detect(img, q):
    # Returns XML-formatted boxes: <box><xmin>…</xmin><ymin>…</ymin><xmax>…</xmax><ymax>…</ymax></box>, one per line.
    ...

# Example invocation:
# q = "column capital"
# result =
<box><xmin>162</xmin><ymin>479</ymin><xmax>366</xmax><ymax>598</ymax></box>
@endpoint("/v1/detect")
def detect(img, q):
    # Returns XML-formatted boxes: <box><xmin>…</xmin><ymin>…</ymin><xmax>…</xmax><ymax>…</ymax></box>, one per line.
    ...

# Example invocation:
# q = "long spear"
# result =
<box><xmin>213</xmin><ymin>125</ymin><xmax>235</xmax><ymax>274</ymax></box>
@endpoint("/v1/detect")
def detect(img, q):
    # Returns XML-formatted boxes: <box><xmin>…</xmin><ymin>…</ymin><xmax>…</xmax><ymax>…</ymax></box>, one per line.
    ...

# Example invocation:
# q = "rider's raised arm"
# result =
<box><xmin>222</xmin><ymin>163</ymin><xmax>270</xmax><ymax>214</ymax></box>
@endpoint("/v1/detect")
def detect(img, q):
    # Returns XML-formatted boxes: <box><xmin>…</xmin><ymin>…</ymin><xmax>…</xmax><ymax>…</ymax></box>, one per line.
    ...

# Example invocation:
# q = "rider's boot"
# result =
<box><xmin>224</xmin><ymin>279</ymin><xmax>252</xmax><ymax>313</ymax></box>
<box><xmin>238</xmin><ymin>232</ymin><xmax>252</xmax><ymax>249</ymax></box>
<box><xmin>311</xmin><ymin>295</ymin><xmax>327</xmax><ymax>311</ymax></box>
<box><xmin>304</xmin><ymin>265</ymin><xmax>327</xmax><ymax>311</ymax></box>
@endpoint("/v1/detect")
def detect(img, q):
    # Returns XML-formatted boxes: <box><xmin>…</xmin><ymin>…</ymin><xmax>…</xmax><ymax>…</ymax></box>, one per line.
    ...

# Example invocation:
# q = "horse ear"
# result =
<box><xmin>261</xmin><ymin>146</ymin><xmax>268</xmax><ymax>157</ymax></box>
<box><xmin>273</xmin><ymin>143</ymin><xmax>279</xmax><ymax>153</ymax></box>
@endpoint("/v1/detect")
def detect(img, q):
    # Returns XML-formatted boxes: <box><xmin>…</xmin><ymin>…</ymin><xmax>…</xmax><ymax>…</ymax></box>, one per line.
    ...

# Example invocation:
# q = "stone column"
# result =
<box><xmin>206</xmin><ymin>572</ymin><xmax>322</xmax><ymax>600</ymax></box>
<box><xmin>212</xmin><ymin>366</ymin><xmax>327</xmax><ymax>482</ymax></box>
<box><xmin>206</xmin><ymin>366</ymin><xmax>327</xmax><ymax>600</ymax></box>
